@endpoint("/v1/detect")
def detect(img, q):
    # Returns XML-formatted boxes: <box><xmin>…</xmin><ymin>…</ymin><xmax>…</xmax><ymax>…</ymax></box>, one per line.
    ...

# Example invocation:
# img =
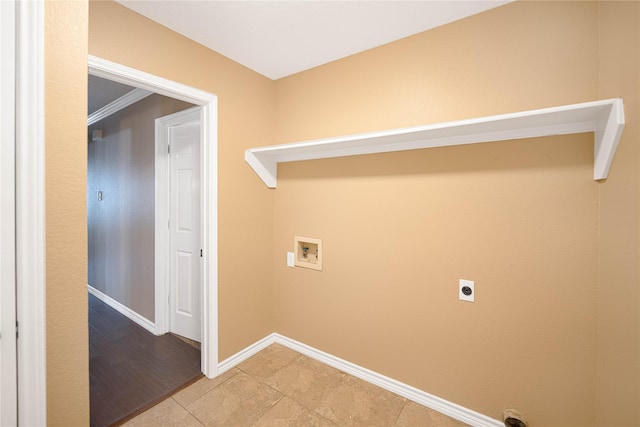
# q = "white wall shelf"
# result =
<box><xmin>246</xmin><ymin>98</ymin><xmax>624</xmax><ymax>188</ymax></box>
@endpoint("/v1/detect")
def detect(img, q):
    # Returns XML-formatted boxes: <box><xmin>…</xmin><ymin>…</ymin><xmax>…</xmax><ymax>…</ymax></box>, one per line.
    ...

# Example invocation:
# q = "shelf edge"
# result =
<box><xmin>246</xmin><ymin>99</ymin><xmax>625</xmax><ymax>188</ymax></box>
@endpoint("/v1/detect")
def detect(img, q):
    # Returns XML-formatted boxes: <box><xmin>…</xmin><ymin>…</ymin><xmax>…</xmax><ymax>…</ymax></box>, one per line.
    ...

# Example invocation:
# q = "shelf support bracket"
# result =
<box><xmin>594</xmin><ymin>98</ymin><xmax>625</xmax><ymax>181</ymax></box>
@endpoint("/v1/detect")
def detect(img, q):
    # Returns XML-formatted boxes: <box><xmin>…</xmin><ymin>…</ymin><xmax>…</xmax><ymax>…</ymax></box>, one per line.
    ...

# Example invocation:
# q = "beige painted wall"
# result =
<box><xmin>44</xmin><ymin>0</ymin><xmax>639</xmax><ymax>425</ymax></box>
<box><xmin>88</xmin><ymin>94</ymin><xmax>193</xmax><ymax>321</ymax></box>
<box><xmin>273</xmin><ymin>2</ymin><xmax>637</xmax><ymax>426</ymax></box>
<box><xmin>89</xmin><ymin>1</ymin><xmax>276</xmax><ymax>360</ymax></box>
<box><xmin>45</xmin><ymin>1</ymin><xmax>90</xmax><ymax>425</ymax></box>
<box><xmin>44</xmin><ymin>0</ymin><xmax>275</xmax><ymax>423</ymax></box>
<box><xmin>274</xmin><ymin>1</ymin><xmax>598</xmax><ymax>142</ymax></box>
<box><xmin>597</xmin><ymin>2</ymin><xmax>640</xmax><ymax>426</ymax></box>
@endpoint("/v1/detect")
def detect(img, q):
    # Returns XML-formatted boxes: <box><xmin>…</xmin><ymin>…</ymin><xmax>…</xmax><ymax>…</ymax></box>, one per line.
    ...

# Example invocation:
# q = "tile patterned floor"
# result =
<box><xmin>123</xmin><ymin>344</ymin><xmax>470</xmax><ymax>426</ymax></box>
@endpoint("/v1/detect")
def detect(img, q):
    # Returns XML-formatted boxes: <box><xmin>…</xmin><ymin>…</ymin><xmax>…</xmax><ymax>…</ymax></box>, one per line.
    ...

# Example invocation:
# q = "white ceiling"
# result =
<box><xmin>116</xmin><ymin>0</ymin><xmax>512</xmax><ymax>80</ymax></box>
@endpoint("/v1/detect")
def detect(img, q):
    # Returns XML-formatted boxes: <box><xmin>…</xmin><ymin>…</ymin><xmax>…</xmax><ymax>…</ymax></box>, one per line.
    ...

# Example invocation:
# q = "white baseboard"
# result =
<box><xmin>217</xmin><ymin>334</ymin><xmax>276</xmax><ymax>375</ymax></box>
<box><xmin>218</xmin><ymin>332</ymin><xmax>502</xmax><ymax>427</ymax></box>
<box><xmin>88</xmin><ymin>285</ymin><xmax>156</xmax><ymax>334</ymax></box>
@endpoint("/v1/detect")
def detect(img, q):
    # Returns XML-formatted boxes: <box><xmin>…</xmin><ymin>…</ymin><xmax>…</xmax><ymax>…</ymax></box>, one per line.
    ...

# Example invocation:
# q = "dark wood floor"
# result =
<box><xmin>89</xmin><ymin>293</ymin><xmax>202</xmax><ymax>426</ymax></box>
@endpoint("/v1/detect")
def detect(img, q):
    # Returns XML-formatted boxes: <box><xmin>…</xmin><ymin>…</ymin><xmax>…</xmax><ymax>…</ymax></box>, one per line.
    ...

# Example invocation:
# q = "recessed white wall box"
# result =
<box><xmin>459</xmin><ymin>279</ymin><xmax>474</xmax><ymax>303</ymax></box>
<box><xmin>294</xmin><ymin>236</ymin><xmax>322</xmax><ymax>271</ymax></box>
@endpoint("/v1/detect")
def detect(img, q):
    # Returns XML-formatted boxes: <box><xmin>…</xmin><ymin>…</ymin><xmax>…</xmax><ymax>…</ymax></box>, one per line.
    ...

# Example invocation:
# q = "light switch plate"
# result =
<box><xmin>287</xmin><ymin>252</ymin><xmax>295</xmax><ymax>267</ymax></box>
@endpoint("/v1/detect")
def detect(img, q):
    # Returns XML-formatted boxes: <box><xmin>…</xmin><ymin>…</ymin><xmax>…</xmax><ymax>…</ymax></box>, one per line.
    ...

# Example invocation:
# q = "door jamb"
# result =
<box><xmin>154</xmin><ymin>106</ymin><xmax>202</xmax><ymax>339</ymax></box>
<box><xmin>88</xmin><ymin>56</ymin><xmax>218</xmax><ymax>378</ymax></box>
<box><xmin>13</xmin><ymin>0</ymin><xmax>46</xmax><ymax>424</ymax></box>
<box><xmin>1</xmin><ymin>0</ymin><xmax>18</xmax><ymax>424</ymax></box>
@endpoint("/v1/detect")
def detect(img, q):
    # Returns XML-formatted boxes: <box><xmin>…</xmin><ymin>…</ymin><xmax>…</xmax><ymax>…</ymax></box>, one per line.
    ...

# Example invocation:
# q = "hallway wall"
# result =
<box><xmin>87</xmin><ymin>94</ymin><xmax>193</xmax><ymax>321</ymax></box>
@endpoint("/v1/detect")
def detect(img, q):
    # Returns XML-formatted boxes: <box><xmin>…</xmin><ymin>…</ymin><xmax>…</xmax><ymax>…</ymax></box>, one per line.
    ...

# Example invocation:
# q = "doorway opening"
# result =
<box><xmin>88</xmin><ymin>55</ymin><xmax>218</xmax><ymax>376</ymax></box>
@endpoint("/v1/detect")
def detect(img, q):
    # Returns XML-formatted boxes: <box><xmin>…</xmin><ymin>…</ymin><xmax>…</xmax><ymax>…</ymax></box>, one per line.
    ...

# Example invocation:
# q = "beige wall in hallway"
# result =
<box><xmin>45</xmin><ymin>1</ymin><xmax>90</xmax><ymax>424</ymax></box>
<box><xmin>89</xmin><ymin>0</ymin><xmax>276</xmax><ymax>360</ymax></box>
<box><xmin>272</xmin><ymin>2</ymin><xmax>636</xmax><ymax>425</ymax></box>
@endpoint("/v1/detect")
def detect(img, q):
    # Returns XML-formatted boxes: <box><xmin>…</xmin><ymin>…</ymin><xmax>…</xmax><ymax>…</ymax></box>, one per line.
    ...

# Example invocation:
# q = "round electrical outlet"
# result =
<box><xmin>461</xmin><ymin>286</ymin><xmax>472</xmax><ymax>296</ymax></box>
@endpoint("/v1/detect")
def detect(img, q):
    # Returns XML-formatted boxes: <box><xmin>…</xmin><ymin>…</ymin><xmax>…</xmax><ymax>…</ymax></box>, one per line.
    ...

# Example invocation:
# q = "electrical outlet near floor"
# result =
<box><xmin>459</xmin><ymin>279</ymin><xmax>474</xmax><ymax>302</ymax></box>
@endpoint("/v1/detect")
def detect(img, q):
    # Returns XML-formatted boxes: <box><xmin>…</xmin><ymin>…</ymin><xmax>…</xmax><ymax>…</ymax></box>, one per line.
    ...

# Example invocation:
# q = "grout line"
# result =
<box><xmin>239</xmin><ymin>344</ymin><xmax>341</xmax><ymax>426</ymax></box>
<box><xmin>393</xmin><ymin>399</ymin><xmax>410</xmax><ymax>425</ymax></box>
<box><xmin>248</xmin><ymin>392</ymin><xmax>287</xmax><ymax>427</ymax></box>
<box><xmin>177</xmin><ymin>368</ymin><xmax>242</xmax><ymax>411</ymax></box>
<box><xmin>177</xmin><ymin>398</ymin><xmax>206</xmax><ymax>427</ymax></box>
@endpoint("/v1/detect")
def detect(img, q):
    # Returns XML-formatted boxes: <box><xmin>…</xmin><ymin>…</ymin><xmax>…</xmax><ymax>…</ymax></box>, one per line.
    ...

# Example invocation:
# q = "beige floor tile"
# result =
<box><xmin>315</xmin><ymin>374</ymin><xmax>407</xmax><ymax>426</ymax></box>
<box><xmin>252</xmin><ymin>396</ymin><xmax>336</xmax><ymax>427</ymax></box>
<box><xmin>237</xmin><ymin>344</ymin><xmax>299</xmax><ymax>379</ymax></box>
<box><xmin>186</xmin><ymin>371</ymin><xmax>283</xmax><ymax>426</ymax></box>
<box><xmin>125</xmin><ymin>345</ymin><xmax>476</xmax><ymax>427</ymax></box>
<box><xmin>393</xmin><ymin>401</ymin><xmax>471</xmax><ymax>427</ymax></box>
<box><xmin>121</xmin><ymin>398</ymin><xmax>203</xmax><ymax>427</ymax></box>
<box><xmin>263</xmin><ymin>355</ymin><xmax>346</xmax><ymax>410</ymax></box>
<box><xmin>173</xmin><ymin>368</ymin><xmax>240</xmax><ymax>407</ymax></box>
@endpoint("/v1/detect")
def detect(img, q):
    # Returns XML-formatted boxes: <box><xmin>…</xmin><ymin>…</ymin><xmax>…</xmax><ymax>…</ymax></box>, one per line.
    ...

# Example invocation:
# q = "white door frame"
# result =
<box><xmin>88</xmin><ymin>56</ymin><xmax>219</xmax><ymax>378</ymax></box>
<box><xmin>9</xmin><ymin>0</ymin><xmax>47</xmax><ymax>425</ymax></box>
<box><xmin>155</xmin><ymin>106</ymin><xmax>203</xmax><ymax>341</ymax></box>
<box><xmin>1</xmin><ymin>1</ymin><xmax>18</xmax><ymax>424</ymax></box>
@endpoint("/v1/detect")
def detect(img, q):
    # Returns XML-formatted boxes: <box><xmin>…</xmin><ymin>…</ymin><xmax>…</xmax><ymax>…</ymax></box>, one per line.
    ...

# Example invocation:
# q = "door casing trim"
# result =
<box><xmin>15</xmin><ymin>0</ymin><xmax>46</xmax><ymax>424</ymax></box>
<box><xmin>1</xmin><ymin>0</ymin><xmax>18</xmax><ymax>424</ymax></box>
<box><xmin>88</xmin><ymin>55</ymin><xmax>219</xmax><ymax>378</ymax></box>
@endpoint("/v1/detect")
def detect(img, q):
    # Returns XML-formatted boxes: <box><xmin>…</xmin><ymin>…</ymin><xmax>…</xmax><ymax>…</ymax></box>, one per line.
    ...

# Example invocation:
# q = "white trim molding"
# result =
<box><xmin>219</xmin><ymin>333</ymin><xmax>502</xmax><ymax>427</ymax></box>
<box><xmin>88</xmin><ymin>55</ymin><xmax>219</xmax><ymax>379</ymax></box>
<box><xmin>0</xmin><ymin>1</ymin><xmax>18</xmax><ymax>424</ymax></box>
<box><xmin>246</xmin><ymin>98</ymin><xmax>625</xmax><ymax>188</ymax></box>
<box><xmin>14</xmin><ymin>0</ymin><xmax>47</xmax><ymax>424</ymax></box>
<box><xmin>88</xmin><ymin>286</ymin><xmax>155</xmax><ymax>334</ymax></box>
<box><xmin>87</xmin><ymin>87</ymin><xmax>152</xmax><ymax>126</ymax></box>
<box><xmin>218</xmin><ymin>335</ymin><xmax>276</xmax><ymax>375</ymax></box>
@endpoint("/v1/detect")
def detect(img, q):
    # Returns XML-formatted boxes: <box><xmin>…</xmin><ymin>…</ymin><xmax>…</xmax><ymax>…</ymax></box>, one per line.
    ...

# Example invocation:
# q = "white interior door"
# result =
<box><xmin>168</xmin><ymin>111</ymin><xmax>201</xmax><ymax>342</ymax></box>
<box><xmin>0</xmin><ymin>0</ymin><xmax>18</xmax><ymax>423</ymax></box>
